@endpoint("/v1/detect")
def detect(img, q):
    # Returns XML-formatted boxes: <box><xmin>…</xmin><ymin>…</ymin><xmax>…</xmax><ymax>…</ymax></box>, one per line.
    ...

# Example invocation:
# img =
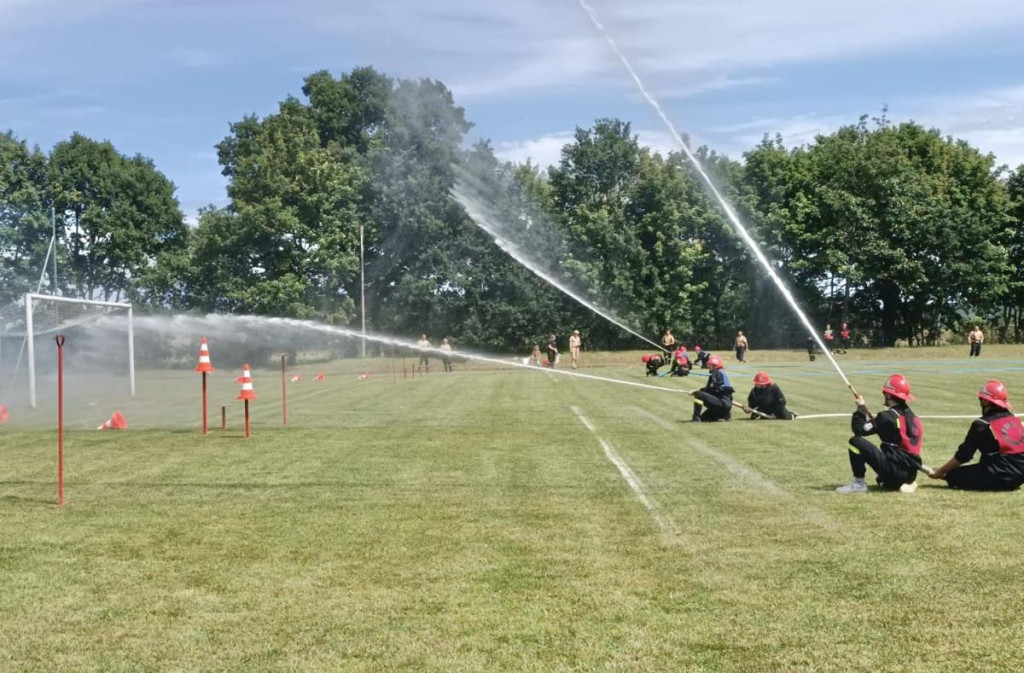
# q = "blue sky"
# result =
<box><xmin>3</xmin><ymin>0</ymin><xmax>1024</xmax><ymax>222</ymax></box>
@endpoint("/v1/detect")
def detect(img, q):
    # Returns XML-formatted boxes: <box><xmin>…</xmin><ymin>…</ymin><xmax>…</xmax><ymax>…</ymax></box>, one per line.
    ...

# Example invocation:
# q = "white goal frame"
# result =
<box><xmin>21</xmin><ymin>293</ymin><xmax>135</xmax><ymax>409</ymax></box>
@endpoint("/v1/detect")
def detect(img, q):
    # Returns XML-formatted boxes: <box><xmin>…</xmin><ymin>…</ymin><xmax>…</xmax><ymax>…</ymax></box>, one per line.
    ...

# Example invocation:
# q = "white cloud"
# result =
<box><xmin>169</xmin><ymin>47</ymin><xmax>225</xmax><ymax>69</ymax></box>
<box><xmin>494</xmin><ymin>129</ymin><xmax>679</xmax><ymax>169</ymax></box>
<box><xmin>707</xmin><ymin>84</ymin><xmax>1024</xmax><ymax>168</ymax></box>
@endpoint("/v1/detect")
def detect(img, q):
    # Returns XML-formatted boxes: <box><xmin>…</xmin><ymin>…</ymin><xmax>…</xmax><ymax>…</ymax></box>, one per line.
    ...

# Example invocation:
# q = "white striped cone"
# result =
<box><xmin>195</xmin><ymin>337</ymin><xmax>214</xmax><ymax>373</ymax></box>
<box><xmin>237</xmin><ymin>364</ymin><xmax>257</xmax><ymax>400</ymax></box>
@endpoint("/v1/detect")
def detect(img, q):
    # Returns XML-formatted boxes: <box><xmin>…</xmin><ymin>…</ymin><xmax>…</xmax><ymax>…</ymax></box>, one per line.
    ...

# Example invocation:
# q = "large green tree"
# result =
<box><xmin>743</xmin><ymin>117</ymin><xmax>1011</xmax><ymax>346</ymax></box>
<box><xmin>0</xmin><ymin>132</ymin><xmax>51</xmax><ymax>306</ymax></box>
<box><xmin>47</xmin><ymin>133</ymin><xmax>188</xmax><ymax>302</ymax></box>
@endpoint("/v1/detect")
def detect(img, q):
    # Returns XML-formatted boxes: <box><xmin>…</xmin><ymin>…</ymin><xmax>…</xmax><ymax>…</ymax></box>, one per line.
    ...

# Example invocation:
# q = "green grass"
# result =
<box><xmin>3</xmin><ymin>346</ymin><xmax>1024</xmax><ymax>671</ymax></box>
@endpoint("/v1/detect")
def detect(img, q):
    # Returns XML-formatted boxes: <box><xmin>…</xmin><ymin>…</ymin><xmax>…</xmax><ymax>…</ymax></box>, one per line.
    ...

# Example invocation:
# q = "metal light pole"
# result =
<box><xmin>360</xmin><ymin>224</ymin><xmax>366</xmax><ymax>358</ymax></box>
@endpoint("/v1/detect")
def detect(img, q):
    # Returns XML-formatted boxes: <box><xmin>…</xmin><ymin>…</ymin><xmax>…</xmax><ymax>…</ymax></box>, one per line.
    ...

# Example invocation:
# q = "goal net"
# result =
<box><xmin>0</xmin><ymin>293</ymin><xmax>135</xmax><ymax>408</ymax></box>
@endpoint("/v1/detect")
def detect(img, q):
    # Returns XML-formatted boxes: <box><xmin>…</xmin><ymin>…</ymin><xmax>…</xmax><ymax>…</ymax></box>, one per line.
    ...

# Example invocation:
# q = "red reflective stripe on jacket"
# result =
<box><xmin>896</xmin><ymin>411</ymin><xmax>923</xmax><ymax>456</ymax></box>
<box><xmin>989</xmin><ymin>415</ymin><xmax>1024</xmax><ymax>455</ymax></box>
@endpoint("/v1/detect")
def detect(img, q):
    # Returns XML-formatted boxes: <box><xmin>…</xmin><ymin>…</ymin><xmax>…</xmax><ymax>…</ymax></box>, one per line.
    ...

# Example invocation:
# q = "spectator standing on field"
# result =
<box><xmin>823</xmin><ymin>324</ymin><xmax>834</xmax><ymax>352</ymax></box>
<box><xmin>661</xmin><ymin>329</ymin><xmax>676</xmax><ymax>354</ymax></box>
<box><xmin>734</xmin><ymin>331</ymin><xmax>749</xmax><ymax>363</ymax></box>
<box><xmin>839</xmin><ymin>323</ymin><xmax>851</xmax><ymax>353</ymax></box>
<box><xmin>416</xmin><ymin>334</ymin><xmax>431</xmax><ymax>373</ymax></box>
<box><xmin>568</xmin><ymin>330</ymin><xmax>582</xmax><ymax>369</ymax></box>
<box><xmin>440</xmin><ymin>338</ymin><xmax>453</xmax><ymax>372</ymax></box>
<box><xmin>968</xmin><ymin>326</ymin><xmax>984</xmax><ymax>357</ymax></box>
<box><xmin>546</xmin><ymin>334</ymin><xmax>558</xmax><ymax>368</ymax></box>
<box><xmin>531</xmin><ymin>344</ymin><xmax>542</xmax><ymax>366</ymax></box>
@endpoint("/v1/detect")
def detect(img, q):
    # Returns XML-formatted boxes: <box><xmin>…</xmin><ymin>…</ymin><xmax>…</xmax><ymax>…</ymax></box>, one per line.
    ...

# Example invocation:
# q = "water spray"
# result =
<box><xmin>452</xmin><ymin>172</ymin><xmax>669</xmax><ymax>354</ymax></box>
<box><xmin>577</xmin><ymin>0</ymin><xmax>862</xmax><ymax>404</ymax></box>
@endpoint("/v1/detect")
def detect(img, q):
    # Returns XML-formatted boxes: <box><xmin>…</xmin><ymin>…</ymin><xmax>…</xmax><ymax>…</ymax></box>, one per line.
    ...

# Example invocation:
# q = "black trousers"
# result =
<box><xmin>694</xmin><ymin>392</ymin><xmax>732</xmax><ymax>421</ymax></box>
<box><xmin>946</xmin><ymin>464</ymin><xmax>1023</xmax><ymax>491</ymax></box>
<box><xmin>735</xmin><ymin>346</ymin><xmax>746</xmax><ymax>362</ymax></box>
<box><xmin>847</xmin><ymin>437</ymin><xmax>918</xmax><ymax>487</ymax></box>
<box><xmin>969</xmin><ymin>342</ymin><xmax>981</xmax><ymax>357</ymax></box>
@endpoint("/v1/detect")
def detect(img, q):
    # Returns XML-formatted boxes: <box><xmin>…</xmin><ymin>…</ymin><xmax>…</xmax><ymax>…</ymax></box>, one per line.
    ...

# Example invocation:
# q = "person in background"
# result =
<box><xmin>569</xmin><ymin>329</ymin><xmax>582</xmax><ymax>369</ymax></box>
<box><xmin>531</xmin><ymin>344</ymin><xmax>542</xmax><ymax>366</ymax></box>
<box><xmin>546</xmin><ymin>334</ymin><xmax>559</xmax><ymax>368</ymax></box>
<box><xmin>440</xmin><ymin>338</ymin><xmax>453</xmax><ymax>372</ymax></box>
<box><xmin>416</xmin><ymin>334</ymin><xmax>431</xmax><ymax>373</ymax></box>
<box><xmin>928</xmin><ymin>380</ymin><xmax>1024</xmax><ymax>491</ymax></box>
<box><xmin>669</xmin><ymin>346</ymin><xmax>692</xmax><ymax>377</ymax></box>
<box><xmin>744</xmin><ymin>371</ymin><xmax>795</xmax><ymax>420</ymax></box>
<box><xmin>835</xmin><ymin>374</ymin><xmax>924</xmax><ymax>494</ymax></box>
<box><xmin>823</xmin><ymin>324</ymin><xmax>834</xmax><ymax>352</ymax></box>
<box><xmin>968</xmin><ymin>325</ymin><xmax>984</xmax><ymax>357</ymax></box>
<box><xmin>839</xmin><ymin>323</ymin><xmax>851</xmax><ymax>353</ymax></box>
<box><xmin>661</xmin><ymin>329</ymin><xmax>676</xmax><ymax>354</ymax></box>
<box><xmin>734</xmin><ymin>331</ymin><xmax>749</xmax><ymax>363</ymax></box>
<box><xmin>691</xmin><ymin>355</ymin><xmax>733</xmax><ymax>422</ymax></box>
<box><xmin>807</xmin><ymin>336</ymin><xmax>816</xmax><ymax>362</ymax></box>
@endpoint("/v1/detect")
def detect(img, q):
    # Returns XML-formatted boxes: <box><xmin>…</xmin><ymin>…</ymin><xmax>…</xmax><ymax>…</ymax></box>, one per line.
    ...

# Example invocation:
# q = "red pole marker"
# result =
<box><xmin>236</xmin><ymin>364</ymin><xmax>257</xmax><ymax>439</ymax></box>
<box><xmin>280</xmin><ymin>354</ymin><xmax>287</xmax><ymax>426</ymax></box>
<box><xmin>221</xmin><ymin>406</ymin><xmax>226</xmax><ymax>431</ymax></box>
<box><xmin>194</xmin><ymin>338</ymin><xmax>214</xmax><ymax>434</ymax></box>
<box><xmin>55</xmin><ymin>335</ymin><xmax>66</xmax><ymax>507</ymax></box>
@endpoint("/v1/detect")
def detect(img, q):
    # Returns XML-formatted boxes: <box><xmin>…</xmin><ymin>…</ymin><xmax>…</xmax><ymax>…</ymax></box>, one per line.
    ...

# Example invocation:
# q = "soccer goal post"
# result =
<box><xmin>5</xmin><ymin>293</ymin><xmax>135</xmax><ymax>409</ymax></box>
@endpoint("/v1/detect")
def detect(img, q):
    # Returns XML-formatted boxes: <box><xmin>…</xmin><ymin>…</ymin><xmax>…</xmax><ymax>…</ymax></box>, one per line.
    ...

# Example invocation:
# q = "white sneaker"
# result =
<box><xmin>835</xmin><ymin>480</ymin><xmax>868</xmax><ymax>494</ymax></box>
<box><xmin>899</xmin><ymin>481</ymin><xmax>918</xmax><ymax>494</ymax></box>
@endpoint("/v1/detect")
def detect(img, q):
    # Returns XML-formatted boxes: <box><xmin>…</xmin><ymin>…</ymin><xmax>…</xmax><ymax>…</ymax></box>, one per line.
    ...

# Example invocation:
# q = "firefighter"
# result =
<box><xmin>836</xmin><ymin>374</ymin><xmax>924</xmax><ymax>493</ymax></box>
<box><xmin>928</xmin><ymin>380</ymin><xmax>1024</xmax><ymax>491</ymax></box>
<box><xmin>669</xmin><ymin>346</ymin><xmax>692</xmax><ymax>377</ymax></box>
<box><xmin>744</xmin><ymin>371</ymin><xmax>795</xmax><ymax>420</ymax></box>
<box><xmin>691</xmin><ymin>355</ymin><xmax>733</xmax><ymax>422</ymax></box>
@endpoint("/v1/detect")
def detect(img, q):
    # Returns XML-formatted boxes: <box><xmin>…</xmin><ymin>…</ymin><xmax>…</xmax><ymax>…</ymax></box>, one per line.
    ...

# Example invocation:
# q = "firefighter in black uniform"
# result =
<box><xmin>691</xmin><ymin>355</ymin><xmax>733</xmax><ymax>422</ymax></box>
<box><xmin>642</xmin><ymin>354</ymin><xmax>665</xmax><ymax>377</ymax></box>
<box><xmin>836</xmin><ymin>374</ymin><xmax>924</xmax><ymax>493</ymax></box>
<box><xmin>928</xmin><ymin>380</ymin><xmax>1024</xmax><ymax>490</ymax></box>
<box><xmin>744</xmin><ymin>371</ymin><xmax>795</xmax><ymax>419</ymax></box>
<box><xmin>693</xmin><ymin>346</ymin><xmax>711</xmax><ymax>369</ymax></box>
<box><xmin>669</xmin><ymin>346</ymin><xmax>692</xmax><ymax>377</ymax></box>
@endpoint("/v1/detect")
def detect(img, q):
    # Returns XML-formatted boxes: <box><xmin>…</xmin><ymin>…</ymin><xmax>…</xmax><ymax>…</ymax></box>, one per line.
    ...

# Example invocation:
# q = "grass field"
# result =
<box><xmin>3</xmin><ymin>345</ymin><xmax>1024</xmax><ymax>671</ymax></box>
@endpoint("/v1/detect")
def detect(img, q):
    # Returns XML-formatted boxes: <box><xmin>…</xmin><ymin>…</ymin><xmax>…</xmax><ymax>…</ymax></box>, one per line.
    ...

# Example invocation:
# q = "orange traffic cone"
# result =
<box><xmin>98</xmin><ymin>411</ymin><xmax>128</xmax><ymax>430</ymax></box>
<box><xmin>0</xmin><ymin>403</ymin><xmax>9</xmax><ymax>424</ymax></box>
<box><xmin>359</xmin><ymin>373</ymin><xmax>370</xmax><ymax>380</ymax></box>
<box><xmin>315</xmin><ymin>373</ymin><xmax>326</xmax><ymax>382</ymax></box>
<box><xmin>194</xmin><ymin>337</ymin><xmax>214</xmax><ymax>373</ymax></box>
<box><xmin>237</xmin><ymin>364</ymin><xmax>257</xmax><ymax>400</ymax></box>
<box><xmin>291</xmin><ymin>375</ymin><xmax>302</xmax><ymax>383</ymax></box>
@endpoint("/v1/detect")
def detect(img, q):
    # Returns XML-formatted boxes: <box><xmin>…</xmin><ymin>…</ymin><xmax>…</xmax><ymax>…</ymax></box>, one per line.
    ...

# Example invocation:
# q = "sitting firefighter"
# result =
<box><xmin>669</xmin><ymin>346</ymin><xmax>692</xmax><ymax>377</ymax></box>
<box><xmin>691</xmin><ymin>355</ymin><xmax>733</xmax><ymax>422</ymax></box>
<box><xmin>744</xmin><ymin>371</ymin><xmax>796</xmax><ymax>420</ymax></box>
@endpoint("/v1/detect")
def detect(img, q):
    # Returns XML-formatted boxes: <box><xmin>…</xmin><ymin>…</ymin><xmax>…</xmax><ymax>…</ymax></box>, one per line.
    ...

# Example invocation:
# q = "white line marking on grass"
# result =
<box><xmin>631</xmin><ymin>406</ymin><xmax>837</xmax><ymax>530</ymax></box>
<box><xmin>571</xmin><ymin>405</ymin><xmax>682</xmax><ymax>543</ymax></box>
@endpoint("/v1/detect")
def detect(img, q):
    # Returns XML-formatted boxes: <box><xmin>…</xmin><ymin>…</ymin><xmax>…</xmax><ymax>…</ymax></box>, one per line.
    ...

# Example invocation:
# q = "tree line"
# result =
<box><xmin>3</xmin><ymin>66</ymin><xmax>1023</xmax><ymax>352</ymax></box>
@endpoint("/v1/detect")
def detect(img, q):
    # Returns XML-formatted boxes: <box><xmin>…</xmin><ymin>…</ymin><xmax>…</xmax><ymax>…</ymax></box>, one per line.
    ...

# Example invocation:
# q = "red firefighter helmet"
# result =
<box><xmin>694</xmin><ymin>345</ymin><xmax>702</xmax><ymax>352</ymax></box>
<box><xmin>707</xmin><ymin>355</ymin><xmax>724</xmax><ymax>369</ymax></box>
<box><xmin>753</xmin><ymin>371</ymin><xmax>773</xmax><ymax>386</ymax></box>
<box><xmin>882</xmin><ymin>374</ymin><xmax>913</xmax><ymax>402</ymax></box>
<box><xmin>978</xmin><ymin>379</ymin><xmax>1012</xmax><ymax>411</ymax></box>
<box><xmin>641</xmin><ymin>354</ymin><xmax>652</xmax><ymax>363</ymax></box>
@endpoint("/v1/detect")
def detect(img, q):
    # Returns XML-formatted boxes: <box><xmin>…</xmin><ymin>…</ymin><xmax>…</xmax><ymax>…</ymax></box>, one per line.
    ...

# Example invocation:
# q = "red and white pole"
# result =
<box><xmin>221</xmin><ymin>406</ymin><xmax>226</xmax><ymax>431</ymax></box>
<box><xmin>55</xmin><ymin>335</ymin><xmax>65</xmax><ymax>507</ymax></box>
<box><xmin>201</xmin><ymin>371</ymin><xmax>208</xmax><ymax>434</ymax></box>
<box><xmin>280</xmin><ymin>354</ymin><xmax>287</xmax><ymax>426</ymax></box>
<box><xmin>244</xmin><ymin>400</ymin><xmax>251</xmax><ymax>439</ymax></box>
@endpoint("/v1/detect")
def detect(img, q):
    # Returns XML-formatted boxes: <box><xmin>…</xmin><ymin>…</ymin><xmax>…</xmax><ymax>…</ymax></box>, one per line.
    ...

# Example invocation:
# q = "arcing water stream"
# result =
<box><xmin>451</xmin><ymin>174</ymin><xmax>668</xmax><ymax>353</ymax></box>
<box><xmin>577</xmin><ymin>0</ymin><xmax>860</xmax><ymax>399</ymax></box>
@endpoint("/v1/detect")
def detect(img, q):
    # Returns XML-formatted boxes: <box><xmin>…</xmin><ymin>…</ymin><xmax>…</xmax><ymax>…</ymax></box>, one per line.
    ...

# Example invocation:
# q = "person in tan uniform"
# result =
<box><xmin>968</xmin><ymin>326</ymin><xmax>984</xmax><ymax>357</ymax></box>
<box><xmin>734</xmin><ymin>331</ymin><xmax>749</xmax><ymax>363</ymax></box>
<box><xmin>661</xmin><ymin>329</ymin><xmax>676</xmax><ymax>354</ymax></box>
<box><xmin>568</xmin><ymin>330</ymin><xmax>582</xmax><ymax>369</ymax></box>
